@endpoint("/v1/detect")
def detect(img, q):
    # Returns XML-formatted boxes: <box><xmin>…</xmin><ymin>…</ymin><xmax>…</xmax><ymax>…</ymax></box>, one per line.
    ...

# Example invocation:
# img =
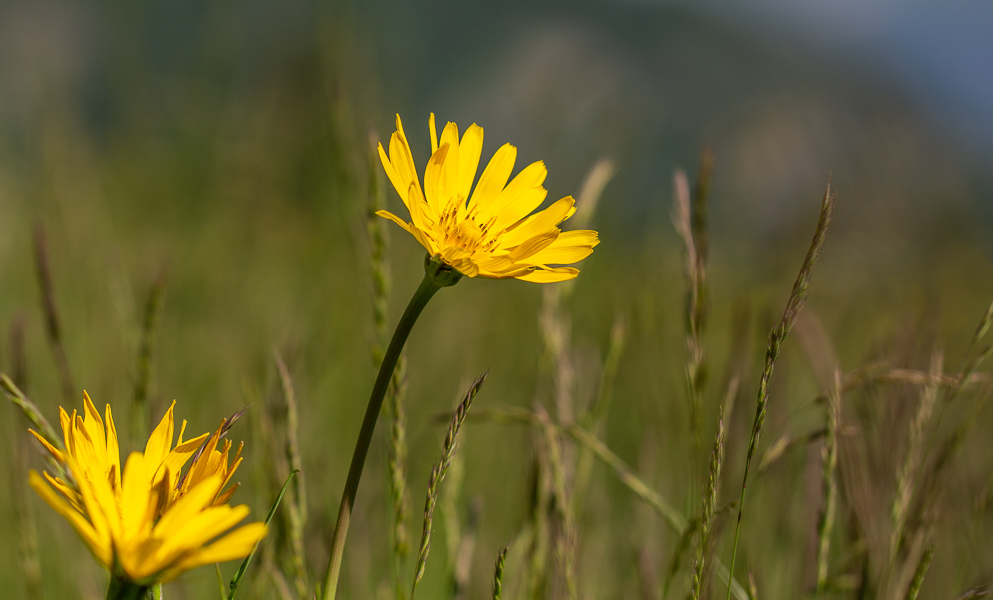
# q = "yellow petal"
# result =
<box><xmin>409</xmin><ymin>225</ymin><xmax>439</xmax><ymax>256</ymax></box>
<box><xmin>159</xmin><ymin>431</ymin><xmax>210</xmax><ymax>489</ymax></box>
<box><xmin>159</xmin><ymin>522</ymin><xmax>268</xmax><ymax>582</ymax></box>
<box><xmin>509</xmin><ymin>229</ymin><xmax>559</xmax><ymax>262</ymax></box>
<box><xmin>104</xmin><ymin>404</ymin><xmax>121</xmax><ymax>489</ymax></box>
<box><xmin>155</xmin><ymin>475</ymin><xmax>223</xmax><ymax>536</ymax></box>
<box><xmin>390</xmin><ymin>115</ymin><xmax>422</xmax><ymax>201</ymax></box>
<box><xmin>520</xmin><ymin>230</ymin><xmax>600</xmax><ymax>265</ymax></box>
<box><xmin>378</xmin><ymin>142</ymin><xmax>410</xmax><ymax>208</ymax></box>
<box><xmin>429</xmin><ymin>112</ymin><xmax>439</xmax><ymax>154</ymax></box>
<box><xmin>375</xmin><ymin>210</ymin><xmax>412</xmax><ymax>233</ymax></box>
<box><xmin>423</xmin><ymin>143</ymin><xmax>451</xmax><ymax>213</ymax></box>
<box><xmin>29</xmin><ymin>429</ymin><xmax>64</xmax><ymax>463</ymax></box>
<box><xmin>81</xmin><ymin>392</ymin><xmax>107</xmax><ymax>461</ymax></box>
<box><xmin>439</xmin><ymin>247</ymin><xmax>479</xmax><ymax>277</ymax></box>
<box><xmin>474</xmin><ymin>256</ymin><xmax>529</xmax><ymax>278</ymax></box>
<box><xmin>516</xmin><ymin>267</ymin><xmax>580</xmax><ymax>283</ymax></box>
<box><xmin>469</xmin><ymin>143</ymin><xmax>517</xmax><ymax>213</ymax></box>
<box><xmin>387</xmin><ymin>126</ymin><xmax>422</xmax><ymax>213</ymax></box>
<box><xmin>170</xmin><ymin>504</ymin><xmax>251</xmax><ymax>551</ymax></box>
<box><xmin>59</xmin><ymin>407</ymin><xmax>72</xmax><ymax>455</ymax></box>
<box><xmin>436</xmin><ymin>121</ymin><xmax>461</xmax><ymax>208</ymax></box>
<box><xmin>489</xmin><ymin>161</ymin><xmax>549</xmax><ymax>232</ymax></box>
<box><xmin>152</xmin><ymin>504</ymin><xmax>251</xmax><ymax>570</ymax></box>
<box><xmin>29</xmin><ymin>470</ymin><xmax>111</xmax><ymax>566</ymax></box>
<box><xmin>73</xmin><ymin>455</ymin><xmax>119</xmax><ymax>557</ymax></box>
<box><xmin>497</xmin><ymin>196</ymin><xmax>576</xmax><ymax>248</ymax></box>
<box><xmin>492</xmin><ymin>187</ymin><xmax>548</xmax><ymax>234</ymax></box>
<box><xmin>121</xmin><ymin>453</ymin><xmax>156</xmax><ymax>541</ymax></box>
<box><xmin>144</xmin><ymin>401</ymin><xmax>176</xmax><ymax>468</ymax></box>
<box><xmin>43</xmin><ymin>471</ymin><xmax>85</xmax><ymax>512</ymax></box>
<box><xmin>213</xmin><ymin>482</ymin><xmax>240</xmax><ymax>507</ymax></box>
<box><xmin>457</xmin><ymin>124</ymin><xmax>483</xmax><ymax>202</ymax></box>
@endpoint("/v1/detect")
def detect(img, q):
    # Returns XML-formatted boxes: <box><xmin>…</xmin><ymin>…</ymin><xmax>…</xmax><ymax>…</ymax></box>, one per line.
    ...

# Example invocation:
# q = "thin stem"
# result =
<box><xmin>321</xmin><ymin>271</ymin><xmax>445</xmax><ymax>600</ymax></box>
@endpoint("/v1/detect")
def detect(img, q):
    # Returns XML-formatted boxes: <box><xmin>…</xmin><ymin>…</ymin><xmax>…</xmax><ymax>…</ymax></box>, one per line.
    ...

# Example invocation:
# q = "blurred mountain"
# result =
<box><xmin>1</xmin><ymin>0</ymin><xmax>990</xmax><ymax>261</ymax></box>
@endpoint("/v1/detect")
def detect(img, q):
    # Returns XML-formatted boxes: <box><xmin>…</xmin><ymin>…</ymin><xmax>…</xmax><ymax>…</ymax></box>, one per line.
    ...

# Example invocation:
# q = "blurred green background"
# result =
<box><xmin>1</xmin><ymin>0</ymin><xmax>993</xmax><ymax>598</ymax></box>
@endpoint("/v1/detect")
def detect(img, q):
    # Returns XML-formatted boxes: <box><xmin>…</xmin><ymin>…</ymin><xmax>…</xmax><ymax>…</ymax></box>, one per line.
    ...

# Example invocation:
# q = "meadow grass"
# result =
<box><xmin>2</xmin><ymin>82</ymin><xmax>993</xmax><ymax>600</ymax></box>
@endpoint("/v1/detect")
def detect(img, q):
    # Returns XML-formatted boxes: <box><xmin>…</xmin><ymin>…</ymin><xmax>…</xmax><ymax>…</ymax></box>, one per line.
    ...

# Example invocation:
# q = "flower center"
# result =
<box><xmin>438</xmin><ymin>196</ymin><xmax>499</xmax><ymax>254</ymax></box>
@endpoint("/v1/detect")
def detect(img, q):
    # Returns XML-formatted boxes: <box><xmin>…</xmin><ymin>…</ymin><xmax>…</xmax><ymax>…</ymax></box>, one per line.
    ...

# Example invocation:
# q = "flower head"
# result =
<box><xmin>377</xmin><ymin>114</ymin><xmax>600</xmax><ymax>283</ymax></box>
<box><xmin>29</xmin><ymin>392</ymin><xmax>267</xmax><ymax>584</ymax></box>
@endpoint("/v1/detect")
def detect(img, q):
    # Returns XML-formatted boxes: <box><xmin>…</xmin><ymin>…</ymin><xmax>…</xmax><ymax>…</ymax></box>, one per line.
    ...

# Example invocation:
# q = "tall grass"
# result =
<box><xmin>2</xmin><ymin>114</ymin><xmax>993</xmax><ymax>600</ymax></box>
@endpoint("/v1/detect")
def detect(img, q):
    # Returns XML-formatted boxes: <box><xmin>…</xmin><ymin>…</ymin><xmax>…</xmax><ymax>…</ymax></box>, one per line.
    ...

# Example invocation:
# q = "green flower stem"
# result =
<box><xmin>322</xmin><ymin>256</ymin><xmax>461</xmax><ymax>600</ymax></box>
<box><xmin>105</xmin><ymin>575</ymin><xmax>150</xmax><ymax>600</ymax></box>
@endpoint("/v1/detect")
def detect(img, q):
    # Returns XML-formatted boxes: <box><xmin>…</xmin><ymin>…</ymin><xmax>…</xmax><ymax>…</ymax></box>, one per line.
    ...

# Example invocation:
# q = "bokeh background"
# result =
<box><xmin>1</xmin><ymin>1</ymin><xmax>992</xmax><ymax>598</ymax></box>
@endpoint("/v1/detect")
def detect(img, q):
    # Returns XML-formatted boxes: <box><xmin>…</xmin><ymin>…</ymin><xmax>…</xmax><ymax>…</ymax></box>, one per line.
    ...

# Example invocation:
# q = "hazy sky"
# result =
<box><xmin>678</xmin><ymin>0</ymin><xmax>993</xmax><ymax>163</ymax></box>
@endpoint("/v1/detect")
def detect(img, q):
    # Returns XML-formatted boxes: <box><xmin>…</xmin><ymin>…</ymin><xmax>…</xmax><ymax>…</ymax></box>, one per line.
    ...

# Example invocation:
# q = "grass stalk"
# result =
<box><xmin>131</xmin><ymin>269</ymin><xmax>167</xmax><ymax>450</ymax></box>
<box><xmin>1</xmin><ymin>373</ymin><xmax>63</xmax><ymax>454</ymax></box>
<box><xmin>274</xmin><ymin>352</ymin><xmax>309</xmax><ymax>598</ymax></box>
<box><xmin>663</xmin><ymin>517</ymin><xmax>699</xmax><ymax>596</ymax></box>
<box><xmin>466</xmin><ymin>406</ymin><xmax>748</xmax><ymax>600</ymax></box>
<box><xmin>904</xmin><ymin>540</ymin><xmax>934</xmax><ymax>600</ymax></box>
<box><xmin>536</xmin><ymin>406</ymin><xmax>577</xmax><ymax>600</ymax></box>
<box><xmin>673</xmin><ymin>167</ymin><xmax>706</xmax><ymax>480</ymax></box>
<box><xmin>450</xmin><ymin>493</ymin><xmax>479</xmax><ymax>600</ymax></box>
<box><xmin>692</xmin><ymin>410</ymin><xmax>725</xmax><ymax>600</ymax></box>
<box><xmin>6</xmin><ymin>320</ymin><xmax>42</xmax><ymax>600</ymax></box>
<box><xmin>411</xmin><ymin>374</ymin><xmax>486</xmax><ymax>599</ymax></box>
<box><xmin>724</xmin><ymin>184</ymin><xmax>835</xmax><ymax>600</ymax></box>
<box><xmin>32</xmin><ymin>225</ymin><xmax>75</xmax><ymax>406</ymax></box>
<box><xmin>891</xmin><ymin>352</ymin><xmax>942</xmax><ymax>564</ymax></box>
<box><xmin>525</xmin><ymin>446</ymin><xmax>551</xmax><ymax>600</ymax></box>
<box><xmin>492</xmin><ymin>545</ymin><xmax>509</xmax><ymax>600</ymax></box>
<box><xmin>815</xmin><ymin>370</ymin><xmax>841</xmax><ymax>595</ymax></box>
<box><xmin>388</xmin><ymin>353</ymin><xmax>410</xmax><ymax>597</ymax></box>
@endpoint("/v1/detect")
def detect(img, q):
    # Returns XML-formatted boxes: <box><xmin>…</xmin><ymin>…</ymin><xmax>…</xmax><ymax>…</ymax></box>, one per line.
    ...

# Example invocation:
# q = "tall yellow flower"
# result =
<box><xmin>377</xmin><ymin>113</ymin><xmax>600</xmax><ymax>283</ymax></box>
<box><xmin>28</xmin><ymin>392</ymin><xmax>267</xmax><ymax>587</ymax></box>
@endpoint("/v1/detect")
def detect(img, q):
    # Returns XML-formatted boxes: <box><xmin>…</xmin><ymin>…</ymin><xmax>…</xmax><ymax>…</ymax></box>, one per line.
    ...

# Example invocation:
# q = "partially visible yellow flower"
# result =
<box><xmin>173</xmin><ymin>415</ymin><xmax>245</xmax><ymax>508</ymax></box>
<box><xmin>377</xmin><ymin>113</ymin><xmax>600</xmax><ymax>283</ymax></box>
<box><xmin>29</xmin><ymin>393</ymin><xmax>267</xmax><ymax>584</ymax></box>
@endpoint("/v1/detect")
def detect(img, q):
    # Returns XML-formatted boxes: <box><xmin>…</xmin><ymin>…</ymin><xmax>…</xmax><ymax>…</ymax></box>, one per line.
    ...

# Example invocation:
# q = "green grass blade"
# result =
<box><xmin>228</xmin><ymin>469</ymin><xmax>298</xmax><ymax>599</ymax></box>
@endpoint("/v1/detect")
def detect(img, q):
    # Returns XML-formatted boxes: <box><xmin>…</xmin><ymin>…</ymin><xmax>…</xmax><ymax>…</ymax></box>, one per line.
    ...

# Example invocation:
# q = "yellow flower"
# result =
<box><xmin>29</xmin><ymin>392</ymin><xmax>267</xmax><ymax>584</ymax></box>
<box><xmin>377</xmin><ymin>113</ymin><xmax>600</xmax><ymax>283</ymax></box>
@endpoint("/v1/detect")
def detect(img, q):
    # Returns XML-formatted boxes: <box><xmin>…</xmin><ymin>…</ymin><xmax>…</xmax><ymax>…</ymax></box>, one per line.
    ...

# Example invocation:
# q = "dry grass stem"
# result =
<box><xmin>756</xmin><ymin>428</ymin><xmax>827</xmax><ymax>476</ymax></box>
<box><xmin>6</xmin><ymin>322</ymin><xmax>42</xmax><ymax>600</ymax></box>
<box><xmin>673</xmin><ymin>167</ymin><xmax>704</xmax><ymax>477</ymax></box>
<box><xmin>726</xmin><ymin>183</ymin><xmax>835</xmax><ymax>600</ymax></box>
<box><xmin>663</xmin><ymin>517</ymin><xmax>699</xmax><ymax>596</ymax></box>
<box><xmin>816</xmin><ymin>370</ymin><xmax>842</xmax><ymax>595</ymax></box>
<box><xmin>451</xmin><ymin>496</ymin><xmax>479</xmax><ymax>600</ymax></box>
<box><xmin>536</xmin><ymin>405</ymin><xmax>577</xmax><ymax>600</ymax></box>
<box><xmin>32</xmin><ymin>225</ymin><xmax>75</xmax><ymax>406</ymax></box>
<box><xmin>411</xmin><ymin>373</ymin><xmax>486</xmax><ymax>599</ymax></box>
<box><xmin>465</xmin><ymin>406</ymin><xmax>748</xmax><ymax>600</ymax></box>
<box><xmin>274</xmin><ymin>352</ymin><xmax>309</xmax><ymax>598</ymax></box>
<box><xmin>692</xmin><ymin>409</ymin><xmax>725</xmax><ymax>600</ymax></box>
<box><xmin>131</xmin><ymin>269</ymin><xmax>167</xmax><ymax>449</ymax></box>
<box><xmin>951</xmin><ymin>587</ymin><xmax>992</xmax><ymax>600</ymax></box>
<box><xmin>891</xmin><ymin>352</ymin><xmax>942</xmax><ymax>563</ymax></box>
<box><xmin>572</xmin><ymin>158</ymin><xmax>614</xmax><ymax>229</ymax></box>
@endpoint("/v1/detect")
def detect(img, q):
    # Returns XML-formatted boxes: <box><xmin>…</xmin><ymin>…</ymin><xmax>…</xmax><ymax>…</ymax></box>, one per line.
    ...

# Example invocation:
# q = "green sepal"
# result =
<box><xmin>424</xmin><ymin>254</ymin><xmax>463</xmax><ymax>287</ymax></box>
